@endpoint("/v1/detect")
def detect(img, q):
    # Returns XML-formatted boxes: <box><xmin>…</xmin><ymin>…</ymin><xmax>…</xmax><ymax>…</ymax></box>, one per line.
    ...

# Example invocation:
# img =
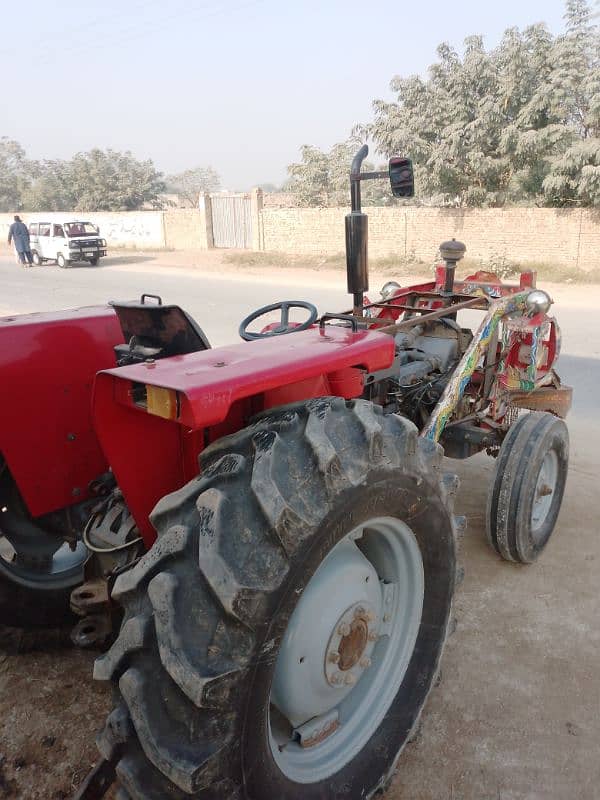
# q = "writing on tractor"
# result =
<box><xmin>0</xmin><ymin>146</ymin><xmax>570</xmax><ymax>800</ymax></box>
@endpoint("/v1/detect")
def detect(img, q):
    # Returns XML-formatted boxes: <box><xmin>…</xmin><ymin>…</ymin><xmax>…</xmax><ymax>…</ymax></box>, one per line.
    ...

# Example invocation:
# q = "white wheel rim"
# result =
<box><xmin>531</xmin><ymin>450</ymin><xmax>559</xmax><ymax>535</ymax></box>
<box><xmin>268</xmin><ymin>516</ymin><xmax>424</xmax><ymax>783</ymax></box>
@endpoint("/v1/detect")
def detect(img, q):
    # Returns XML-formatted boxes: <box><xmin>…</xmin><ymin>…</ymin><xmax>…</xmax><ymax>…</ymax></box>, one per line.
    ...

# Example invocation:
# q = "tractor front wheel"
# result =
<box><xmin>95</xmin><ymin>398</ymin><xmax>459</xmax><ymax>799</ymax></box>
<box><xmin>486</xmin><ymin>411</ymin><xmax>569</xmax><ymax>563</ymax></box>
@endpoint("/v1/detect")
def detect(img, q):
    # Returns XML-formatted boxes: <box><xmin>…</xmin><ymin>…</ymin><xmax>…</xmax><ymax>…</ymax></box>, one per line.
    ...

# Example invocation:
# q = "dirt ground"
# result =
<box><xmin>0</xmin><ymin>251</ymin><xmax>598</xmax><ymax>800</ymax></box>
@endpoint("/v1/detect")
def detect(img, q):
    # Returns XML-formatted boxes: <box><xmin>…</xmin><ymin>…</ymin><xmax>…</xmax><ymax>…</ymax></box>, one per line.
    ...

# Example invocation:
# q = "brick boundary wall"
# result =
<box><xmin>2</xmin><ymin>205</ymin><xmax>598</xmax><ymax>269</ymax></box>
<box><xmin>259</xmin><ymin>206</ymin><xmax>600</xmax><ymax>270</ymax></box>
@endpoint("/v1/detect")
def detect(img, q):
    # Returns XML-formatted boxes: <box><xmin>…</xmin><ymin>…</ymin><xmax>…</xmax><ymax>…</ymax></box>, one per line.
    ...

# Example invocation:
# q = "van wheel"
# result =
<box><xmin>89</xmin><ymin>257</ymin><xmax>99</xmax><ymax>266</ymax></box>
<box><xmin>56</xmin><ymin>253</ymin><xmax>69</xmax><ymax>268</ymax></box>
<box><xmin>32</xmin><ymin>251</ymin><xmax>42</xmax><ymax>266</ymax></box>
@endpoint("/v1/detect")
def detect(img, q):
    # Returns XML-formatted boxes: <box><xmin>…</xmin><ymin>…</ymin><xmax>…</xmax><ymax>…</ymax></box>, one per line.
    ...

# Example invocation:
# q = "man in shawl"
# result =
<box><xmin>7</xmin><ymin>215</ymin><xmax>33</xmax><ymax>267</ymax></box>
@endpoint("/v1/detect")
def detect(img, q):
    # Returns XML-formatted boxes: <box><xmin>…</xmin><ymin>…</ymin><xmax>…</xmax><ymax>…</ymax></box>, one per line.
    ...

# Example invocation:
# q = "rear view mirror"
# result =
<box><xmin>389</xmin><ymin>157</ymin><xmax>414</xmax><ymax>198</ymax></box>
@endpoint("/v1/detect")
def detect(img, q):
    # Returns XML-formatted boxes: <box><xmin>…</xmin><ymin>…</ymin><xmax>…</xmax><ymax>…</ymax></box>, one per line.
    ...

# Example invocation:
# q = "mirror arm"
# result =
<box><xmin>353</xmin><ymin>171</ymin><xmax>389</xmax><ymax>181</ymax></box>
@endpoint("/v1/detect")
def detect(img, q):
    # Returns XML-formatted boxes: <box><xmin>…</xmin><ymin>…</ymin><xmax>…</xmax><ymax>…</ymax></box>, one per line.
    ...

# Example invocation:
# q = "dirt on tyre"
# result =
<box><xmin>486</xmin><ymin>411</ymin><xmax>569</xmax><ymax>563</ymax></box>
<box><xmin>95</xmin><ymin>398</ymin><xmax>460</xmax><ymax>799</ymax></box>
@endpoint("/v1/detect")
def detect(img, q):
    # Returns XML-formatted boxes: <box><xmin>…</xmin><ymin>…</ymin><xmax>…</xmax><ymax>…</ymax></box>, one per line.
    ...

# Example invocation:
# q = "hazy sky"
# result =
<box><xmin>2</xmin><ymin>0</ymin><xmax>569</xmax><ymax>189</ymax></box>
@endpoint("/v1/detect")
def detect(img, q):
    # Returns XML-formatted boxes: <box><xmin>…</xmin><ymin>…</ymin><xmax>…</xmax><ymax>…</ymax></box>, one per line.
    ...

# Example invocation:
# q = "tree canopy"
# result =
<box><xmin>364</xmin><ymin>0</ymin><xmax>599</xmax><ymax>207</ymax></box>
<box><xmin>286</xmin><ymin>140</ymin><xmax>390</xmax><ymax>207</ymax></box>
<box><xmin>0</xmin><ymin>145</ymin><xmax>165</xmax><ymax>212</ymax></box>
<box><xmin>288</xmin><ymin>0</ymin><xmax>599</xmax><ymax>208</ymax></box>
<box><xmin>0</xmin><ymin>138</ymin><xmax>29</xmax><ymax>212</ymax></box>
<box><xmin>166</xmin><ymin>166</ymin><xmax>221</xmax><ymax>207</ymax></box>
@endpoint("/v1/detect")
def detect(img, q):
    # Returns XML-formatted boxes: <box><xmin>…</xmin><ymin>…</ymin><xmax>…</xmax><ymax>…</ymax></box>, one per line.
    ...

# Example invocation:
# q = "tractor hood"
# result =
<box><xmin>92</xmin><ymin>325</ymin><xmax>394</xmax><ymax>543</ymax></box>
<box><xmin>96</xmin><ymin>325</ymin><xmax>394</xmax><ymax>429</ymax></box>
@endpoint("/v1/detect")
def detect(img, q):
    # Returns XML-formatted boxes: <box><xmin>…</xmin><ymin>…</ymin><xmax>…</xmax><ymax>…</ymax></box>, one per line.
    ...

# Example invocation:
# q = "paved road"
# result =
<box><xmin>1</xmin><ymin>254</ymin><xmax>599</xmax><ymax>799</ymax></box>
<box><xmin>0</xmin><ymin>254</ymin><xmax>349</xmax><ymax>345</ymax></box>
<box><xmin>1</xmin><ymin>253</ymin><xmax>596</xmax><ymax>449</ymax></box>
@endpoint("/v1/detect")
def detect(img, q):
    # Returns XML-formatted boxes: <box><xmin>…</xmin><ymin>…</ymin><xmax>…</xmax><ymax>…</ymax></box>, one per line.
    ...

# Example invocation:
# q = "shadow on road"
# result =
<box><xmin>556</xmin><ymin>353</ymin><xmax>599</xmax><ymax>416</ymax></box>
<box><xmin>17</xmin><ymin>255</ymin><xmax>157</xmax><ymax>270</ymax></box>
<box><xmin>95</xmin><ymin>255</ymin><xmax>156</xmax><ymax>267</ymax></box>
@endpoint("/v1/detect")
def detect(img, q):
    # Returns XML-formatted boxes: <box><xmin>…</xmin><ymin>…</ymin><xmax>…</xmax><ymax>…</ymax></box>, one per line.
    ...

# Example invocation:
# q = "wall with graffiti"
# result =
<box><xmin>0</xmin><ymin>210</ymin><xmax>210</xmax><ymax>251</ymax></box>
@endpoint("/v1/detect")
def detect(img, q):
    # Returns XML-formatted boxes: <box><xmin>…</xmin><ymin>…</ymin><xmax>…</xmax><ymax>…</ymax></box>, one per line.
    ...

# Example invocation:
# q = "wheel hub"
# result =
<box><xmin>338</xmin><ymin>617</ymin><xmax>367</xmax><ymax>670</ymax></box>
<box><xmin>531</xmin><ymin>450</ymin><xmax>558</xmax><ymax>532</ymax></box>
<box><xmin>324</xmin><ymin>603</ymin><xmax>378</xmax><ymax>687</ymax></box>
<box><xmin>270</xmin><ymin>539</ymin><xmax>382</xmax><ymax>728</ymax></box>
<box><xmin>268</xmin><ymin>517</ymin><xmax>425</xmax><ymax>784</ymax></box>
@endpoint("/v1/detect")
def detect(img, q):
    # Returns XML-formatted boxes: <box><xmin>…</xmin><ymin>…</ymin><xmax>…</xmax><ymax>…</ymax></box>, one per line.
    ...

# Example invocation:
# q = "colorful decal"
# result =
<box><xmin>421</xmin><ymin>292</ymin><xmax>530</xmax><ymax>441</ymax></box>
<box><xmin>461</xmin><ymin>282</ymin><xmax>503</xmax><ymax>299</ymax></box>
<box><xmin>498</xmin><ymin>315</ymin><xmax>553</xmax><ymax>392</ymax></box>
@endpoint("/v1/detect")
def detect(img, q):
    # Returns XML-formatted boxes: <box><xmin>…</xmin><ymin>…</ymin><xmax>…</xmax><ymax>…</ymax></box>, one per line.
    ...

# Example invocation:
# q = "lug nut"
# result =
<box><xmin>368</xmin><ymin>631</ymin><xmax>378</xmax><ymax>642</ymax></box>
<box><xmin>360</xmin><ymin>657</ymin><xmax>372</xmax><ymax>669</ymax></box>
<box><xmin>344</xmin><ymin>673</ymin><xmax>356</xmax><ymax>686</ymax></box>
<box><xmin>328</xmin><ymin>652</ymin><xmax>340</xmax><ymax>664</ymax></box>
<box><xmin>338</xmin><ymin>623</ymin><xmax>351</xmax><ymax>637</ymax></box>
<box><xmin>383</xmin><ymin>614</ymin><xmax>390</xmax><ymax>623</ymax></box>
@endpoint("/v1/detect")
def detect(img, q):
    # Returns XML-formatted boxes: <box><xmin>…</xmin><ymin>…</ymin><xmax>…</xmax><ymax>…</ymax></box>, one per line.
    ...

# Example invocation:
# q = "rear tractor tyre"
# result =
<box><xmin>486</xmin><ymin>411</ymin><xmax>569</xmax><ymax>563</ymax></box>
<box><xmin>56</xmin><ymin>253</ymin><xmax>69</xmax><ymax>268</ymax></box>
<box><xmin>95</xmin><ymin>398</ymin><xmax>460</xmax><ymax>799</ymax></box>
<box><xmin>0</xmin><ymin>569</ymin><xmax>80</xmax><ymax>631</ymax></box>
<box><xmin>0</xmin><ymin>468</ymin><xmax>87</xmax><ymax>629</ymax></box>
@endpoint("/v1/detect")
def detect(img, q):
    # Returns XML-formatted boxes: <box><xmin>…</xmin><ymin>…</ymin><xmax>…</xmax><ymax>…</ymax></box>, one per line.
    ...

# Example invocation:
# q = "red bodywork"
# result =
<box><xmin>0</xmin><ymin>267</ymin><xmax>553</xmax><ymax>550</ymax></box>
<box><xmin>93</xmin><ymin>326</ymin><xmax>394</xmax><ymax>545</ymax></box>
<box><xmin>0</xmin><ymin>307</ymin><xmax>123</xmax><ymax>516</ymax></box>
<box><xmin>1</xmin><ymin>303</ymin><xmax>392</xmax><ymax>546</ymax></box>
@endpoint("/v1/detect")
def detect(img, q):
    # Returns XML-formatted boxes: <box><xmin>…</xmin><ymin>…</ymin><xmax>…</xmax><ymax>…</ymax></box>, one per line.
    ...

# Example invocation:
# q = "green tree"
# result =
<box><xmin>0</xmin><ymin>137</ymin><xmax>29</xmax><ymax>211</ymax></box>
<box><xmin>496</xmin><ymin>24</ymin><xmax>568</xmax><ymax>203</ymax></box>
<box><xmin>21</xmin><ymin>159</ymin><xmax>75</xmax><ymax>211</ymax></box>
<box><xmin>287</xmin><ymin>140</ymin><xmax>390</xmax><ymax>207</ymax></box>
<box><xmin>166</xmin><ymin>166</ymin><xmax>220</xmax><ymax>207</ymax></box>
<box><xmin>67</xmin><ymin>149</ymin><xmax>165</xmax><ymax>211</ymax></box>
<box><xmin>542</xmin><ymin>0</ymin><xmax>600</xmax><ymax>205</ymax></box>
<box><xmin>364</xmin><ymin>0</ymin><xmax>599</xmax><ymax>207</ymax></box>
<box><xmin>287</xmin><ymin>144</ymin><xmax>336</xmax><ymax>206</ymax></box>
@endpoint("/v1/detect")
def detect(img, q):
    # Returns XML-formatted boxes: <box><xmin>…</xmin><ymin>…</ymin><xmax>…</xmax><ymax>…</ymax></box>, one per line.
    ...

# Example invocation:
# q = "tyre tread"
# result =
<box><xmin>97</xmin><ymin>399</ymin><xmax>457</xmax><ymax>798</ymax></box>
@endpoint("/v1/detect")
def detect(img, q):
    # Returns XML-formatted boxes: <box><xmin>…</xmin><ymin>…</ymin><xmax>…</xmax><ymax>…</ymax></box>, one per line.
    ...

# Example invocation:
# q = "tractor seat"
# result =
<box><xmin>110</xmin><ymin>295</ymin><xmax>210</xmax><ymax>366</ymax></box>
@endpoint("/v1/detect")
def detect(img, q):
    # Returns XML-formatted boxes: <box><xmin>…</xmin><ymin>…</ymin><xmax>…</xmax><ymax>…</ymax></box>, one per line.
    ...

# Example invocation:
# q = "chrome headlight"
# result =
<box><xmin>380</xmin><ymin>280</ymin><xmax>401</xmax><ymax>300</ymax></box>
<box><xmin>526</xmin><ymin>290</ymin><xmax>552</xmax><ymax>315</ymax></box>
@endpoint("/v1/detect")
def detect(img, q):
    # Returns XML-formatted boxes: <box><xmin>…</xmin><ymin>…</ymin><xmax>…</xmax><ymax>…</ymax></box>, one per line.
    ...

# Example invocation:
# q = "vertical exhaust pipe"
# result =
<box><xmin>346</xmin><ymin>145</ymin><xmax>370</xmax><ymax>317</ymax></box>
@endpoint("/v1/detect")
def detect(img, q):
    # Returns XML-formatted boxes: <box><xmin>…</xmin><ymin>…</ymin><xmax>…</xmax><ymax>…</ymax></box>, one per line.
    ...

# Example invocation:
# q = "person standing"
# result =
<box><xmin>7</xmin><ymin>215</ymin><xmax>33</xmax><ymax>267</ymax></box>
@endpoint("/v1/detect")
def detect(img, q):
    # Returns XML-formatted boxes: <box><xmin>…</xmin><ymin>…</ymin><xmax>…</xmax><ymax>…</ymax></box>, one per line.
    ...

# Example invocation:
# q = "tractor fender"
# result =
<box><xmin>0</xmin><ymin>306</ymin><xmax>123</xmax><ymax>517</ymax></box>
<box><xmin>92</xmin><ymin>326</ymin><xmax>395</xmax><ymax>545</ymax></box>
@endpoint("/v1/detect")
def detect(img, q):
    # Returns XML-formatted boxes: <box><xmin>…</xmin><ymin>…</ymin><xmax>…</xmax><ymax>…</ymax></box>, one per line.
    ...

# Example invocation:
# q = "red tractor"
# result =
<box><xmin>0</xmin><ymin>147</ymin><xmax>570</xmax><ymax>800</ymax></box>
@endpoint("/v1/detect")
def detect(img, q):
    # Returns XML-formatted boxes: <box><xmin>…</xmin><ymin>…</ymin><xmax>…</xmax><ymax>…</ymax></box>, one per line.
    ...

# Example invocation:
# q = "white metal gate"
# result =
<box><xmin>211</xmin><ymin>193</ymin><xmax>252</xmax><ymax>248</ymax></box>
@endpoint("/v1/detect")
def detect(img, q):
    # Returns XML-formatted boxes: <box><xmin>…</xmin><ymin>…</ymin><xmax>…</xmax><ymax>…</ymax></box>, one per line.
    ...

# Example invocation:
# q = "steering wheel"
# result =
<box><xmin>239</xmin><ymin>300</ymin><xmax>318</xmax><ymax>341</ymax></box>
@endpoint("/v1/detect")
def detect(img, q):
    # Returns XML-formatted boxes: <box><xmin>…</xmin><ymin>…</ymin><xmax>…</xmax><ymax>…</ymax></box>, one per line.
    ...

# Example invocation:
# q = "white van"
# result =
<box><xmin>28</xmin><ymin>220</ymin><xmax>107</xmax><ymax>267</ymax></box>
